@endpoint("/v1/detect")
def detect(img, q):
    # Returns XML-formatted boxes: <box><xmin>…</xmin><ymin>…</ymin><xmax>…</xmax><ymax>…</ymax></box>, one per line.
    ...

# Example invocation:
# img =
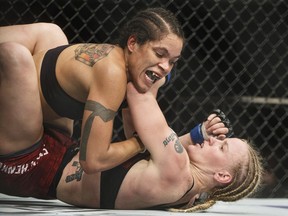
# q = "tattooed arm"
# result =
<box><xmin>122</xmin><ymin>82</ymin><xmax>193</xmax><ymax>205</ymax></box>
<box><xmin>77</xmin><ymin>44</ymin><xmax>145</xmax><ymax>174</ymax></box>
<box><xmin>0</xmin><ymin>23</ymin><xmax>68</xmax><ymax>54</ymax></box>
<box><xmin>126</xmin><ymin>82</ymin><xmax>189</xmax><ymax>176</ymax></box>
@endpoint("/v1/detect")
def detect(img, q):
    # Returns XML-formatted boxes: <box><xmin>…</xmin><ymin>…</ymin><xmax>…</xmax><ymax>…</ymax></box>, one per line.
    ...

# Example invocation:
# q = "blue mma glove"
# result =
<box><xmin>189</xmin><ymin>123</ymin><xmax>207</xmax><ymax>144</ymax></box>
<box><xmin>163</xmin><ymin>72</ymin><xmax>172</xmax><ymax>86</ymax></box>
<box><xmin>190</xmin><ymin>109</ymin><xmax>235</xmax><ymax>144</ymax></box>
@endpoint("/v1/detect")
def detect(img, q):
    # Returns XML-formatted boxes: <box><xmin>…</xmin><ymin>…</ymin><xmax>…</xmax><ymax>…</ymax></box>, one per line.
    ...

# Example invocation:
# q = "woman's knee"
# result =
<box><xmin>0</xmin><ymin>42</ymin><xmax>35</xmax><ymax>79</ymax></box>
<box><xmin>43</xmin><ymin>23</ymin><xmax>68</xmax><ymax>43</ymax></box>
<box><xmin>34</xmin><ymin>23</ymin><xmax>68</xmax><ymax>52</ymax></box>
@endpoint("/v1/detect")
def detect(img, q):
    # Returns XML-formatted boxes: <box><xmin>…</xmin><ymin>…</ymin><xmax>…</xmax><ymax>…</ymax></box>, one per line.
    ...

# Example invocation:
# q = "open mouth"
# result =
<box><xmin>145</xmin><ymin>70</ymin><xmax>161</xmax><ymax>83</ymax></box>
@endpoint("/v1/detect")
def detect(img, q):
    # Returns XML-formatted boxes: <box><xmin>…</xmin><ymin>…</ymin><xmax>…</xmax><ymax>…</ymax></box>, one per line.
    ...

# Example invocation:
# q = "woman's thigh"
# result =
<box><xmin>0</xmin><ymin>42</ymin><xmax>43</xmax><ymax>155</ymax></box>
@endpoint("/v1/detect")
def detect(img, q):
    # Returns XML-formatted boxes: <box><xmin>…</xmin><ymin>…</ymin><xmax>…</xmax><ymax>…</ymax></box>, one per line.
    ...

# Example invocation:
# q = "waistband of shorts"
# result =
<box><xmin>0</xmin><ymin>138</ymin><xmax>42</xmax><ymax>159</ymax></box>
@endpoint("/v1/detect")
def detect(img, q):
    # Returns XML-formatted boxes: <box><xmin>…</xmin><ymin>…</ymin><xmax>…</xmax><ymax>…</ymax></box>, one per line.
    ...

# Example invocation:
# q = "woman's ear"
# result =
<box><xmin>213</xmin><ymin>170</ymin><xmax>232</xmax><ymax>184</ymax></box>
<box><xmin>127</xmin><ymin>35</ymin><xmax>137</xmax><ymax>52</ymax></box>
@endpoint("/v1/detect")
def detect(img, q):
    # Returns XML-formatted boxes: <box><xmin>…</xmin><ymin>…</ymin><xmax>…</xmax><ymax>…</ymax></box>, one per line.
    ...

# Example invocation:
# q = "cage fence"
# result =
<box><xmin>1</xmin><ymin>0</ymin><xmax>287</xmax><ymax>198</ymax></box>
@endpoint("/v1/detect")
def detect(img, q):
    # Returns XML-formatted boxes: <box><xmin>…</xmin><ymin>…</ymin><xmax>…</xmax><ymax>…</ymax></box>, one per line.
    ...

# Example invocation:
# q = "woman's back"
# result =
<box><xmin>33</xmin><ymin>44</ymin><xmax>126</xmax><ymax>134</ymax></box>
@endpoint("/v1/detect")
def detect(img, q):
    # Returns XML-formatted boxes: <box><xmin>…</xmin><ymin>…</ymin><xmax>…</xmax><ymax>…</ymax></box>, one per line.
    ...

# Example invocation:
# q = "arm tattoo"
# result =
<box><xmin>65</xmin><ymin>161</ymin><xmax>84</xmax><ymax>183</ymax></box>
<box><xmin>174</xmin><ymin>139</ymin><xmax>184</xmax><ymax>153</ymax></box>
<box><xmin>163</xmin><ymin>131</ymin><xmax>184</xmax><ymax>154</ymax></box>
<box><xmin>79</xmin><ymin>100</ymin><xmax>116</xmax><ymax>161</ymax></box>
<box><xmin>74</xmin><ymin>44</ymin><xmax>114</xmax><ymax>67</ymax></box>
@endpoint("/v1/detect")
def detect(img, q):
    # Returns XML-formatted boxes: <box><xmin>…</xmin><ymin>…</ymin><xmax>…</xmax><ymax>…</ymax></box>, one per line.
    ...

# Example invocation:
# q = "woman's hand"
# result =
<box><xmin>202</xmin><ymin>109</ymin><xmax>234</xmax><ymax>140</ymax></box>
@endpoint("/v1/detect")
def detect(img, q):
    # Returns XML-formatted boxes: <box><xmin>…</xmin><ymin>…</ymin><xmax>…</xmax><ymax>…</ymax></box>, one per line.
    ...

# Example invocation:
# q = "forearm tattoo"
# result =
<box><xmin>74</xmin><ymin>44</ymin><xmax>114</xmax><ymax>67</ymax></box>
<box><xmin>65</xmin><ymin>161</ymin><xmax>84</xmax><ymax>183</ymax></box>
<box><xmin>163</xmin><ymin>131</ymin><xmax>184</xmax><ymax>153</ymax></box>
<box><xmin>79</xmin><ymin>100</ymin><xmax>116</xmax><ymax>161</ymax></box>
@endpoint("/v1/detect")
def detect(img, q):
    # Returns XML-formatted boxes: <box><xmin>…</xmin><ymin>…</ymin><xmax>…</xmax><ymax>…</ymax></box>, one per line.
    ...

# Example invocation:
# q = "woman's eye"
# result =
<box><xmin>156</xmin><ymin>52</ymin><xmax>163</xmax><ymax>57</ymax></box>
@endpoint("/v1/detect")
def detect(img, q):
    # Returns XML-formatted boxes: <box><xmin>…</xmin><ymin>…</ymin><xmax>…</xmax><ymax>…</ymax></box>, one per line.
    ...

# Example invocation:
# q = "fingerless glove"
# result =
<box><xmin>212</xmin><ymin>109</ymin><xmax>234</xmax><ymax>137</ymax></box>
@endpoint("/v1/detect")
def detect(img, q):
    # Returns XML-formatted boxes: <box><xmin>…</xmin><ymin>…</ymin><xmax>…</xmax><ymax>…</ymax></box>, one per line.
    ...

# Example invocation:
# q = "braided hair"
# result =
<box><xmin>169</xmin><ymin>139</ymin><xmax>263</xmax><ymax>213</ymax></box>
<box><xmin>116</xmin><ymin>7</ymin><xmax>185</xmax><ymax>48</ymax></box>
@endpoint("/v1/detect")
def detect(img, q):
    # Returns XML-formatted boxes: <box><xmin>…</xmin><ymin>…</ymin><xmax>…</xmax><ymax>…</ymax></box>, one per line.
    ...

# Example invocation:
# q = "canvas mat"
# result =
<box><xmin>0</xmin><ymin>193</ymin><xmax>287</xmax><ymax>216</ymax></box>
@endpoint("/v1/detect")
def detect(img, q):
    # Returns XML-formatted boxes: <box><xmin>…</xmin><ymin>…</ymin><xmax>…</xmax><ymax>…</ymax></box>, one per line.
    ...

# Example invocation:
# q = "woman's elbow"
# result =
<box><xmin>80</xmin><ymin>159</ymin><xmax>106</xmax><ymax>174</ymax></box>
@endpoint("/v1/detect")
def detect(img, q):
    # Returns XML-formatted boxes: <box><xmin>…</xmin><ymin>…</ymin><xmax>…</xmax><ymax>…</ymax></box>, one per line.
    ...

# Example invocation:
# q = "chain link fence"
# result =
<box><xmin>1</xmin><ymin>0</ymin><xmax>287</xmax><ymax>198</ymax></box>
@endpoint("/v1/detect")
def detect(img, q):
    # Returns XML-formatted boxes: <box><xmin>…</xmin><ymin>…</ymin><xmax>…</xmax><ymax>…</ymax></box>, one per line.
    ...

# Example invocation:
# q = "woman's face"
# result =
<box><xmin>126</xmin><ymin>33</ymin><xmax>183</xmax><ymax>93</ymax></box>
<box><xmin>187</xmin><ymin>137</ymin><xmax>248</xmax><ymax>175</ymax></box>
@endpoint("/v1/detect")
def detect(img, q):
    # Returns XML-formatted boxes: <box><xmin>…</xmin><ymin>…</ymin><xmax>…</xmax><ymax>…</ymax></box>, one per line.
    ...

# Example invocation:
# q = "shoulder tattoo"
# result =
<box><xmin>163</xmin><ymin>131</ymin><xmax>184</xmax><ymax>154</ymax></box>
<box><xmin>74</xmin><ymin>44</ymin><xmax>114</xmax><ymax>67</ymax></box>
<box><xmin>79</xmin><ymin>100</ymin><xmax>117</xmax><ymax>161</ymax></box>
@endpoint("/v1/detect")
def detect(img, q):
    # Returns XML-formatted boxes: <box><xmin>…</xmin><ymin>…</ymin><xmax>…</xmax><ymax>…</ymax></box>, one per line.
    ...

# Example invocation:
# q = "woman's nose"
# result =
<box><xmin>158</xmin><ymin>60</ymin><xmax>171</xmax><ymax>74</ymax></box>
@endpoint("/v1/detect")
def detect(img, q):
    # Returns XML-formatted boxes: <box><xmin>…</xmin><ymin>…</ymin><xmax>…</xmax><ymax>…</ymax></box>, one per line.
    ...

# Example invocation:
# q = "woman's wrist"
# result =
<box><xmin>189</xmin><ymin>122</ymin><xmax>210</xmax><ymax>144</ymax></box>
<box><xmin>190</xmin><ymin>123</ymin><xmax>205</xmax><ymax>144</ymax></box>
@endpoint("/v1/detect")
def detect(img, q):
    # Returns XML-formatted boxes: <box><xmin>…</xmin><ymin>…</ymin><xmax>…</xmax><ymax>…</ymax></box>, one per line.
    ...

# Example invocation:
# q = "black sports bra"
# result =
<box><xmin>40</xmin><ymin>45</ymin><xmax>173</xmax><ymax>120</ymax></box>
<box><xmin>40</xmin><ymin>45</ymin><xmax>85</xmax><ymax>120</ymax></box>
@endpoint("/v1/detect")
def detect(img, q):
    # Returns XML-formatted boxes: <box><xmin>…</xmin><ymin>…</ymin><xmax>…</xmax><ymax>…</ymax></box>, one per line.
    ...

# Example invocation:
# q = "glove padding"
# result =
<box><xmin>211</xmin><ymin>109</ymin><xmax>234</xmax><ymax>137</ymax></box>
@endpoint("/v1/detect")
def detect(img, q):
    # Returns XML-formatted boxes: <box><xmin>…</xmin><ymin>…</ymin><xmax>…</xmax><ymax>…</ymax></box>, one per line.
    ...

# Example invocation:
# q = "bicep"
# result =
<box><xmin>127</xmin><ymin>83</ymin><xmax>183</xmax><ymax>158</ymax></box>
<box><xmin>126</xmin><ymin>82</ymin><xmax>188</xmax><ymax>173</ymax></box>
<box><xmin>79</xmin><ymin>61</ymin><xmax>126</xmax><ymax>161</ymax></box>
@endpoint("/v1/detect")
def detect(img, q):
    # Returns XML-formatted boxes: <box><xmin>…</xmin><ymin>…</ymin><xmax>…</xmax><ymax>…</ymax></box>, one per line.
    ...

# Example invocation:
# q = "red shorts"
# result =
<box><xmin>0</xmin><ymin>126</ymin><xmax>78</xmax><ymax>199</ymax></box>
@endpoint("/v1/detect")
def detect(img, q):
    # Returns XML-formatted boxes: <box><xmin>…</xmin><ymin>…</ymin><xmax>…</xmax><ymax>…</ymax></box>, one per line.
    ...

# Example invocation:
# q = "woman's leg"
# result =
<box><xmin>0</xmin><ymin>42</ymin><xmax>43</xmax><ymax>155</ymax></box>
<box><xmin>0</xmin><ymin>23</ymin><xmax>68</xmax><ymax>55</ymax></box>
